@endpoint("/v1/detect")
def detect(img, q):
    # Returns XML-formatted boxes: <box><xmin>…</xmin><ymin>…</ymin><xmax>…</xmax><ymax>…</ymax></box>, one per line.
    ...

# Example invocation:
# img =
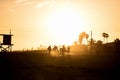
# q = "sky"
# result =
<box><xmin>0</xmin><ymin>0</ymin><xmax>120</xmax><ymax>50</ymax></box>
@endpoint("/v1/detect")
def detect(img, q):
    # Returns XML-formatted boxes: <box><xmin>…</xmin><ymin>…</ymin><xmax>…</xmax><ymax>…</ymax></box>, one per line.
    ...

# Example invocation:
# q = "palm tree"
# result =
<box><xmin>102</xmin><ymin>33</ymin><xmax>109</xmax><ymax>43</ymax></box>
<box><xmin>81</xmin><ymin>32</ymin><xmax>86</xmax><ymax>44</ymax></box>
<box><xmin>78</xmin><ymin>32</ymin><xmax>89</xmax><ymax>45</ymax></box>
<box><xmin>105</xmin><ymin>33</ymin><xmax>109</xmax><ymax>43</ymax></box>
<box><xmin>85</xmin><ymin>33</ymin><xmax>89</xmax><ymax>45</ymax></box>
<box><xmin>78</xmin><ymin>33</ymin><xmax>83</xmax><ymax>45</ymax></box>
<box><xmin>102</xmin><ymin>32</ymin><xmax>106</xmax><ymax>43</ymax></box>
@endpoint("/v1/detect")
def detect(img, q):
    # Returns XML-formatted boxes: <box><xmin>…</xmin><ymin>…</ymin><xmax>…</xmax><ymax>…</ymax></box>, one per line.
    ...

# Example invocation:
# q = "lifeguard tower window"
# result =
<box><xmin>3</xmin><ymin>35</ymin><xmax>11</xmax><ymax>45</ymax></box>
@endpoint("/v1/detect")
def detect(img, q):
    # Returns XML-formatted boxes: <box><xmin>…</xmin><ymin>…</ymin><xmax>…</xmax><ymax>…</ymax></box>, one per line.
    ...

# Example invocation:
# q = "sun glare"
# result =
<box><xmin>46</xmin><ymin>3</ymin><xmax>86</xmax><ymax>45</ymax></box>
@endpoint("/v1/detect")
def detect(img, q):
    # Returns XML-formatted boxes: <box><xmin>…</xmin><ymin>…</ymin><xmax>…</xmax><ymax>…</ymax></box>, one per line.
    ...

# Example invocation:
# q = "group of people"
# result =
<box><xmin>47</xmin><ymin>45</ymin><xmax>70</xmax><ymax>56</ymax></box>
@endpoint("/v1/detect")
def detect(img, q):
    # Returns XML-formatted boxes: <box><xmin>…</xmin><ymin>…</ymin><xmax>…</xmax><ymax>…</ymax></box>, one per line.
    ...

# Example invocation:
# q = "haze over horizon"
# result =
<box><xmin>0</xmin><ymin>0</ymin><xmax>120</xmax><ymax>50</ymax></box>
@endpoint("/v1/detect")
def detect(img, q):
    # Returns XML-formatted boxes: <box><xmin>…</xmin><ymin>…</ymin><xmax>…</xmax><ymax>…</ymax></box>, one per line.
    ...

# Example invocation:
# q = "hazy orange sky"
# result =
<box><xmin>0</xmin><ymin>0</ymin><xmax>120</xmax><ymax>50</ymax></box>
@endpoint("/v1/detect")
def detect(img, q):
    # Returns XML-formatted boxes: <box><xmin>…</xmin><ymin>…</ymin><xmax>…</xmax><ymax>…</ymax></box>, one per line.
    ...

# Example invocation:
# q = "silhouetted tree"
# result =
<box><xmin>105</xmin><ymin>33</ymin><xmax>109</xmax><ymax>43</ymax></box>
<box><xmin>102</xmin><ymin>32</ymin><xmax>109</xmax><ymax>43</ymax></box>
<box><xmin>78</xmin><ymin>33</ymin><xmax>83</xmax><ymax>45</ymax></box>
<box><xmin>96</xmin><ymin>40</ymin><xmax>103</xmax><ymax>44</ymax></box>
<box><xmin>82</xmin><ymin>32</ymin><xmax>86</xmax><ymax>44</ymax></box>
<box><xmin>85</xmin><ymin>33</ymin><xmax>89</xmax><ymax>45</ymax></box>
<box><xmin>113</xmin><ymin>38</ymin><xmax>120</xmax><ymax>53</ymax></box>
<box><xmin>78</xmin><ymin>32</ymin><xmax>89</xmax><ymax>45</ymax></box>
<box><xmin>102</xmin><ymin>32</ymin><xmax>106</xmax><ymax>43</ymax></box>
<box><xmin>94</xmin><ymin>40</ymin><xmax>103</xmax><ymax>54</ymax></box>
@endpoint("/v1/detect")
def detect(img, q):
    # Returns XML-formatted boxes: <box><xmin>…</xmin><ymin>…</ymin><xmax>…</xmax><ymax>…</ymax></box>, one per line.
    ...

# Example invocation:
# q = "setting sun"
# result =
<box><xmin>46</xmin><ymin>3</ymin><xmax>86</xmax><ymax>45</ymax></box>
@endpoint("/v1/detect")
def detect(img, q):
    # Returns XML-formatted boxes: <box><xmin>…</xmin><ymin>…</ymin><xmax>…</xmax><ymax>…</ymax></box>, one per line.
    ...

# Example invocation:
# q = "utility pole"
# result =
<box><xmin>90</xmin><ymin>30</ymin><xmax>93</xmax><ymax>52</ymax></box>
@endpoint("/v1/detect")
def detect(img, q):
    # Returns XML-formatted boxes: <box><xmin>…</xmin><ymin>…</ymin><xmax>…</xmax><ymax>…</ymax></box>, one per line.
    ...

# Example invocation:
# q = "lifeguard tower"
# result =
<box><xmin>0</xmin><ymin>33</ymin><xmax>13</xmax><ymax>52</ymax></box>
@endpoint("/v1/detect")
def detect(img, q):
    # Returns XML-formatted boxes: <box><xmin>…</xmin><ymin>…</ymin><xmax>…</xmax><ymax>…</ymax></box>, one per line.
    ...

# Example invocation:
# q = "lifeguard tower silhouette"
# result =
<box><xmin>0</xmin><ymin>30</ymin><xmax>13</xmax><ymax>52</ymax></box>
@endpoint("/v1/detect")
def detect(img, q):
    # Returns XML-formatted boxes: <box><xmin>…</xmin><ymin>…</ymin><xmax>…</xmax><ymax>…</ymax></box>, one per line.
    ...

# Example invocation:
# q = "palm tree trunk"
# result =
<box><xmin>103</xmin><ymin>37</ymin><xmax>105</xmax><ymax>44</ymax></box>
<box><xmin>106</xmin><ymin>37</ymin><xmax>108</xmax><ymax>43</ymax></box>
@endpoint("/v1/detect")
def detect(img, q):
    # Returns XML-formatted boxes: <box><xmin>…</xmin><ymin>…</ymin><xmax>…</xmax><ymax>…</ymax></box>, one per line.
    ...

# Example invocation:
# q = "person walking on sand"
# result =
<box><xmin>61</xmin><ymin>45</ymin><xmax>66</xmax><ymax>56</ymax></box>
<box><xmin>53</xmin><ymin>45</ymin><xmax>59</xmax><ymax>53</ymax></box>
<box><xmin>47</xmin><ymin>45</ymin><xmax>51</xmax><ymax>55</ymax></box>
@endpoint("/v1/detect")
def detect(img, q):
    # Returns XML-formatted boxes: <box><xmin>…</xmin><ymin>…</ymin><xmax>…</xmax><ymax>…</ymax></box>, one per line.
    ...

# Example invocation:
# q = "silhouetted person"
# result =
<box><xmin>53</xmin><ymin>45</ymin><xmax>59</xmax><ymax>53</ymax></box>
<box><xmin>60</xmin><ymin>45</ymin><xmax>66</xmax><ymax>56</ymax></box>
<box><xmin>53</xmin><ymin>45</ymin><xmax>57</xmax><ymax>51</ymax></box>
<box><xmin>47</xmin><ymin>45</ymin><xmax>51</xmax><ymax>55</ymax></box>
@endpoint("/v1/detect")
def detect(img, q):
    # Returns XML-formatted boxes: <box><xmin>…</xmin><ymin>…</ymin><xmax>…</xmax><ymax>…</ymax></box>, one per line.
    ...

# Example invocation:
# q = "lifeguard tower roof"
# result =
<box><xmin>0</xmin><ymin>34</ymin><xmax>13</xmax><ymax>36</ymax></box>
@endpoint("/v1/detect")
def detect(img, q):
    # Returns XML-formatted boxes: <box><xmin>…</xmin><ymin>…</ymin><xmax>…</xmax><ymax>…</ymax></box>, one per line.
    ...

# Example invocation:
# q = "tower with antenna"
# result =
<box><xmin>90</xmin><ymin>30</ymin><xmax>93</xmax><ymax>51</ymax></box>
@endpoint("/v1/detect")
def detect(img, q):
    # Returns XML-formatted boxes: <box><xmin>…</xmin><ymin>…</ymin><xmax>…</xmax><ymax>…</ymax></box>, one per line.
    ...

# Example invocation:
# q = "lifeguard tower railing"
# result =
<box><xmin>0</xmin><ymin>34</ymin><xmax>13</xmax><ymax>52</ymax></box>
